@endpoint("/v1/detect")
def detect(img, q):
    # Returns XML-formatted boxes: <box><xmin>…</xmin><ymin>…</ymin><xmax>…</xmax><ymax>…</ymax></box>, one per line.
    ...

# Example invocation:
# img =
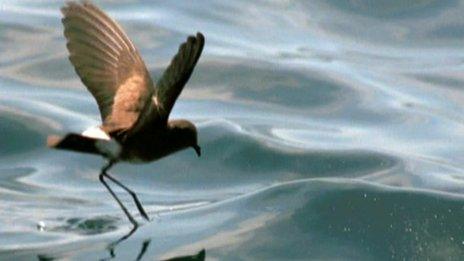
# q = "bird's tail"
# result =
<box><xmin>47</xmin><ymin>133</ymin><xmax>121</xmax><ymax>159</ymax></box>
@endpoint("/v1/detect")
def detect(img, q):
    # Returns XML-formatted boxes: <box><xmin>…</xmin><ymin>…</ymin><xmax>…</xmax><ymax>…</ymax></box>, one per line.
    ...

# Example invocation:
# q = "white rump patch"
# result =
<box><xmin>82</xmin><ymin>126</ymin><xmax>111</xmax><ymax>140</ymax></box>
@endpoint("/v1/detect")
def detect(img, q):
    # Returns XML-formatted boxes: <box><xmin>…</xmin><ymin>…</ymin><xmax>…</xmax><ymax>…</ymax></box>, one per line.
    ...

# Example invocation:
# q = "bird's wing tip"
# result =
<box><xmin>61</xmin><ymin>1</ymin><xmax>91</xmax><ymax>13</ymax></box>
<box><xmin>60</xmin><ymin>4</ymin><xmax>69</xmax><ymax>15</ymax></box>
<box><xmin>61</xmin><ymin>1</ymin><xmax>79</xmax><ymax>15</ymax></box>
<box><xmin>196</xmin><ymin>32</ymin><xmax>205</xmax><ymax>41</ymax></box>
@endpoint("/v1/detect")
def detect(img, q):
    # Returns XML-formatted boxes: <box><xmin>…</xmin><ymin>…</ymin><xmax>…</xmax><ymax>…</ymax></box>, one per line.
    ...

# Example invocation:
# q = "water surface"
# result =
<box><xmin>1</xmin><ymin>0</ymin><xmax>464</xmax><ymax>260</ymax></box>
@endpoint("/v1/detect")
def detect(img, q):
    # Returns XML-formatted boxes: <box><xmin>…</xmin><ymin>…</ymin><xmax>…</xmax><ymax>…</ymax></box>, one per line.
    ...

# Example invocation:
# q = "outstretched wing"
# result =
<box><xmin>154</xmin><ymin>33</ymin><xmax>205</xmax><ymax>121</ymax></box>
<box><xmin>61</xmin><ymin>1</ymin><xmax>154</xmax><ymax>134</ymax></box>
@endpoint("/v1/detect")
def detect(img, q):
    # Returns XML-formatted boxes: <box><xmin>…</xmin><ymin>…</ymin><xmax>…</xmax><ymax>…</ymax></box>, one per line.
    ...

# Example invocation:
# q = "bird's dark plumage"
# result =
<box><xmin>155</xmin><ymin>32</ymin><xmax>205</xmax><ymax>121</ymax></box>
<box><xmin>49</xmin><ymin>0</ymin><xmax>205</xmax><ymax>226</ymax></box>
<box><xmin>61</xmin><ymin>1</ymin><xmax>205</xmax><ymax>138</ymax></box>
<box><xmin>54</xmin><ymin>0</ymin><xmax>204</xmax><ymax>161</ymax></box>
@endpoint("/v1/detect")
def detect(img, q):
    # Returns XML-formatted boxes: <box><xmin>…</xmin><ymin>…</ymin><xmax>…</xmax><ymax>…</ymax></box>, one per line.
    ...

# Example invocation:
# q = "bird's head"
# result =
<box><xmin>168</xmin><ymin>120</ymin><xmax>201</xmax><ymax>157</ymax></box>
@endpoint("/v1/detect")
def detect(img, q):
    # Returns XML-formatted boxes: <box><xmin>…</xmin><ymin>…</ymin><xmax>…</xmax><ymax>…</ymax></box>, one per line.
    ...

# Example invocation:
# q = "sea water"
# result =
<box><xmin>1</xmin><ymin>0</ymin><xmax>464</xmax><ymax>260</ymax></box>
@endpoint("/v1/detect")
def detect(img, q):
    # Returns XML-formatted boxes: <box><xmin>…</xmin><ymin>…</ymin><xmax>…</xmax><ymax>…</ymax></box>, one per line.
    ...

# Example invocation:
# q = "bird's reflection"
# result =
<box><xmin>101</xmin><ymin>226</ymin><xmax>205</xmax><ymax>261</ymax></box>
<box><xmin>135</xmin><ymin>240</ymin><xmax>152</xmax><ymax>261</ymax></box>
<box><xmin>37</xmin><ymin>254</ymin><xmax>54</xmax><ymax>261</ymax></box>
<box><xmin>105</xmin><ymin>226</ymin><xmax>139</xmax><ymax>260</ymax></box>
<box><xmin>36</xmin><ymin>222</ymin><xmax>205</xmax><ymax>261</ymax></box>
<box><xmin>162</xmin><ymin>249</ymin><xmax>206</xmax><ymax>261</ymax></box>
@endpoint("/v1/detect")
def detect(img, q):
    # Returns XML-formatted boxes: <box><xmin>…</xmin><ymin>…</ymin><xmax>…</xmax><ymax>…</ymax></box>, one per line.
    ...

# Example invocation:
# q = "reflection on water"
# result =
<box><xmin>1</xmin><ymin>0</ymin><xmax>464</xmax><ymax>260</ymax></box>
<box><xmin>104</xmin><ymin>237</ymin><xmax>150</xmax><ymax>261</ymax></box>
<box><xmin>162</xmin><ymin>249</ymin><xmax>205</xmax><ymax>261</ymax></box>
<box><xmin>50</xmin><ymin>216</ymin><xmax>119</xmax><ymax>235</ymax></box>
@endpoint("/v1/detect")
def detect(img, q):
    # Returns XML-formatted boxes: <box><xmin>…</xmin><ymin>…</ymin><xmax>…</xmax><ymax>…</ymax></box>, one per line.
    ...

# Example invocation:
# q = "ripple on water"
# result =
<box><xmin>0</xmin><ymin>0</ymin><xmax>464</xmax><ymax>260</ymax></box>
<box><xmin>48</xmin><ymin>216</ymin><xmax>119</xmax><ymax>235</ymax></box>
<box><xmin>158</xmin><ymin>180</ymin><xmax>464</xmax><ymax>260</ymax></box>
<box><xmin>0</xmin><ymin>115</ymin><xmax>46</xmax><ymax>156</ymax></box>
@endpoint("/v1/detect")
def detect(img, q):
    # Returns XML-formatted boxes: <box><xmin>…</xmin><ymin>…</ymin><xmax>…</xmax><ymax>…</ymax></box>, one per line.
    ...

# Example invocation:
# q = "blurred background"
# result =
<box><xmin>1</xmin><ymin>0</ymin><xmax>464</xmax><ymax>259</ymax></box>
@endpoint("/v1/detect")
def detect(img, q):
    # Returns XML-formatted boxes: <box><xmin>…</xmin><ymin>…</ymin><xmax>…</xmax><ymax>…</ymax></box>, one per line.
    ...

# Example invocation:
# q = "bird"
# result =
<box><xmin>47</xmin><ymin>0</ymin><xmax>205</xmax><ymax>227</ymax></box>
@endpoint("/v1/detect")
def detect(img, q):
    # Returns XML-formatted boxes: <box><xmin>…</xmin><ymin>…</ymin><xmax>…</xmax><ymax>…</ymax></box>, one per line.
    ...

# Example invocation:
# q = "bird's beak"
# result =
<box><xmin>193</xmin><ymin>145</ymin><xmax>201</xmax><ymax>157</ymax></box>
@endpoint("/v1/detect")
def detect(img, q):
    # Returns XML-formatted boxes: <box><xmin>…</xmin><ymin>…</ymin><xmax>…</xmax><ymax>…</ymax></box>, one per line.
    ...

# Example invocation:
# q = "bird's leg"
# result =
<box><xmin>103</xmin><ymin>171</ymin><xmax>150</xmax><ymax>221</ymax></box>
<box><xmin>99</xmin><ymin>161</ymin><xmax>138</xmax><ymax>227</ymax></box>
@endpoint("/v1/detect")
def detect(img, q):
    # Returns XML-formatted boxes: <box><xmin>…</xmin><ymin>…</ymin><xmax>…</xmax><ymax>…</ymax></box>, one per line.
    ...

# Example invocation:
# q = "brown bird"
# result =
<box><xmin>47</xmin><ymin>1</ymin><xmax>204</xmax><ymax>226</ymax></box>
